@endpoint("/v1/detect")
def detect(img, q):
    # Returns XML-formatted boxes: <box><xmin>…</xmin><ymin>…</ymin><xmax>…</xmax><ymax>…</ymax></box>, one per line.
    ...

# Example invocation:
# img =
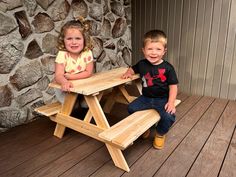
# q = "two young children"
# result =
<box><xmin>54</xmin><ymin>18</ymin><xmax>178</xmax><ymax>150</ymax></box>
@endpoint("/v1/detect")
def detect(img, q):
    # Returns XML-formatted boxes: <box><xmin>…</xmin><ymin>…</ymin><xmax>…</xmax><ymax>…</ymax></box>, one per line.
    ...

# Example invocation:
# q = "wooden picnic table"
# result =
<box><xmin>35</xmin><ymin>67</ymin><xmax>180</xmax><ymax>172</ymax></box>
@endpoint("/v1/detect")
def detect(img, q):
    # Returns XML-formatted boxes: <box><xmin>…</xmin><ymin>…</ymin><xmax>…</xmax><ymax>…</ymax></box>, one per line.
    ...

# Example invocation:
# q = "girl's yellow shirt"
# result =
<box><xmin>55</xmin><ymin>50</ymin><xmax>93</xmax><ymax>74</ymax></box>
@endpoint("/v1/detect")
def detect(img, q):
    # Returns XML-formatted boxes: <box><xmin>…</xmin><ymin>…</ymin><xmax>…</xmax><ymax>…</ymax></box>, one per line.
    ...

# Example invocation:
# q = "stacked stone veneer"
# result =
<box><xmin>0</xmin><ymin>0</ymin><xmax>131</xmax><ymax>132</ymax></box>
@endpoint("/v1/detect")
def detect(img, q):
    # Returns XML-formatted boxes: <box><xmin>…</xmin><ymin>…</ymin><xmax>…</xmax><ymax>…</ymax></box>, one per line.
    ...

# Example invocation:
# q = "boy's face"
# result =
<box><xmin>142</xmin><ymin>40</ymin><xmax>166</xmax><ymax>65</ymax></box>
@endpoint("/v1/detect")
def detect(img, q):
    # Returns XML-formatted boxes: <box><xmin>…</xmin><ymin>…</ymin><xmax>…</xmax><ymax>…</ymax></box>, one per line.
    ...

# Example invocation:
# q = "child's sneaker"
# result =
<box><xmin>142</xmin><ymin>129</ymin><xmax>151</xmax><ymax>139</ymax></box>
<box><xmin>153</xmin><ymin>134</ymin><xmax>165</xmax><ymax>149</ymax></box>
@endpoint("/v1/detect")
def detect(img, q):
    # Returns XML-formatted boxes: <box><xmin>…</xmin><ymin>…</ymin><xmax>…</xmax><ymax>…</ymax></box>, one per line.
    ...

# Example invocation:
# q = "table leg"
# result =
<box><xmin>103</xmin><ymin>86</ymin><xmax>134</xmax><ymax>113</ymax></box>
<box><xmin>84</xmin><ymin>93</ymin><xmax>103</xmax><ymax>123</ymax></box>
<box><xmin>103</xmin><ymin>88</ymin><xmax>118</xmax><ymax>113</ymax></box>
<box><xmin>54</xmin><ymin>92</ymin><xmax>78</xmax><ymax>138</ymax></box>
<box><xmin>84</xmin><ymin>94</ymin><xmax>130</xmax><ymax>172</ymax></box>
<box><xmin>84</xmin><ymin>93</ymin><xmax>109</xmax><ymax>129</ymax></box>
<box><xmin>135</xmin><ymin>79</ymin><xmax>142</xmax><ymax>94</ymax></box>
<box><xmin>118</xmin><ymin>85</ymin><xmax>136</xmax><ymax>103</ymax></box>
<box><xmin>106</xmin><ymin>144</ymin><xmax>130</xmax><ymax>172</ymax></box>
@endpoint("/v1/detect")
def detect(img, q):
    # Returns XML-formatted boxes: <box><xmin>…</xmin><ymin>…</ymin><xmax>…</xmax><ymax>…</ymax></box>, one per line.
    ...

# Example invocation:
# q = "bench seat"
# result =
<box><xmin>99</xmin><ymin>99</ymin><xmax>181</xmax><ymax>150</ymax></box>
<box><xmin>34</xmin><ymin>102</ymin><xmax>62</xmax><ymax>116</ymax></box>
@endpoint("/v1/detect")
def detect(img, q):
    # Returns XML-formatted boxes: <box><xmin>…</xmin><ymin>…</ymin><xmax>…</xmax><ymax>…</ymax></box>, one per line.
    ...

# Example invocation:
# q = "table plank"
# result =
<box><xmin>49</xmin><ymin>67</ymin><xmax>139</xmax><ymax>95</ymax></box>
<box><xmin>53</xmin><ymin>113</ymin><xmax>104</xmax><ymax>141</ymax></box>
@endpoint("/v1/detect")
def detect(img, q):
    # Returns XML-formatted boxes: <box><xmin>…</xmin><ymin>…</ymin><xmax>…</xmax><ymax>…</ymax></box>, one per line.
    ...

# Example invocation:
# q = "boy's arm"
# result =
<box><xmin>122</xmin><ymin>67</ymin><xmax>135</xmax><ymax>79</ymax></box>
<box><xmin>64</xmin><ymin>62</ymin><xmax>94</xmax><ymax>80</ymax></box>
<box><xmin>165</xmin><ymin>84</ymin><xmax>178</xmax><ymax>114</ymax></box>
<box><xmin>168</xmin><ymin>84</ymin><xmax>178</xmax><ymax>104</ymax></box>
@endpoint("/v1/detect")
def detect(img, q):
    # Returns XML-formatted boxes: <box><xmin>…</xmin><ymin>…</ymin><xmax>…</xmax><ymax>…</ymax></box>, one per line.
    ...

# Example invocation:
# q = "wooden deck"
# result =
<box><xmin>0</xmin><ymin>93</ymin><xmax>236</xmax><ymax>177</ymax></box>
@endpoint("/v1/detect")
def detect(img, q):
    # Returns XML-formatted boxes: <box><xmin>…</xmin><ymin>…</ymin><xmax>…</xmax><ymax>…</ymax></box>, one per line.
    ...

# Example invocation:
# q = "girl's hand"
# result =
<box><xmin>64</xmin><ymin>73</ymin><xmax>72</xmax><ymax>80</ymax></box>
<box><xmin>61</xmin><ymin>80</ymin><xmax>73</xmax><ymax>91</ymax></box>
<box><xmin>165</xmin><ymin>102</ymin><xmax>176</xmax><ymax>114</ymax></box>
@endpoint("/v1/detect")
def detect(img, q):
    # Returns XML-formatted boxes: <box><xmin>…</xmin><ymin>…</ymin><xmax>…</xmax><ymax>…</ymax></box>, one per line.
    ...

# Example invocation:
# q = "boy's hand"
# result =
<box><xmin>121</xmin><ymin>68</ymin><xmax>134</xmax><ymax>79</ymax></box>
<box><xmin>122</xmin><ymin>72</ymin><xmax>133</xmax><ymax>79</ymax></box>
<box><xmin>165</xmin><ymin>102</ymin><xmax>176</xmax><ymax>114</ymax></box>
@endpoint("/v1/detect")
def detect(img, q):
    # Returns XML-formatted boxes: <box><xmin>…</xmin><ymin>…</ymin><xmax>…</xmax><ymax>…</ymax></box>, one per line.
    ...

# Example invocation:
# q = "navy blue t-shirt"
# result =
<box><xmin>132</xmin><ymin>59</ymin><xmax>178</xmax><ymax>98</ymax></box>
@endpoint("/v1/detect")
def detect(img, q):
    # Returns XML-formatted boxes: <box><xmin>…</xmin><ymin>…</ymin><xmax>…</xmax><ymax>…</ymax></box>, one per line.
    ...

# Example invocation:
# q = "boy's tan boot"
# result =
<box><xmin>142</xmin><ymin>129</ymin><xmax>151</xmax><ymax>139</ymax></box>
<box><xmin>153</xmin><ymin>133</ymin><xmax>165</xmax><ymax>150</ymax></box>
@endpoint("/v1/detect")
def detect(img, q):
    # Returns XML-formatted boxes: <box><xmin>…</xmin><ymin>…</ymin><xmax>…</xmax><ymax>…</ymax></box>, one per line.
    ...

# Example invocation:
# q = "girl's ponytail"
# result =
<box><xmin>75</xmin><ymin>16</ymin><xmax>90</xmax><ymax>32</ymax></box>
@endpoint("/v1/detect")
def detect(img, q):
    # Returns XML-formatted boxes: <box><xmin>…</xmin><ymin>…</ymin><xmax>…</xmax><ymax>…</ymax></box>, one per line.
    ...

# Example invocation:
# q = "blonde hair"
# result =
<box><xmin>57</xmin><ymin>16</ymin><xmax>93</xmax><ymax>52</ymax></box>
<box><xmin>143</xmin><ymin>29</ymin><xmax>167</xmax><ymax>48</ymax></box>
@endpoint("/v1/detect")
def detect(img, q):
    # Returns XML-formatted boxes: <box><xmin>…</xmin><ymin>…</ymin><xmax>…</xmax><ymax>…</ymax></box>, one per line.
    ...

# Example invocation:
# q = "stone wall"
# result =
<box><xmin>0</xmin><ymin>0</ymin><xmax>131</xmax><ymax>132</ymax></box>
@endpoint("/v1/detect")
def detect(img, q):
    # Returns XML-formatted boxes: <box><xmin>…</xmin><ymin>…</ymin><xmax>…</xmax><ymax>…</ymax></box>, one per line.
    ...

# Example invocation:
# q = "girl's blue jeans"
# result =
<box><xmin>128</xmin><ymin>95</ymin><xmax>175</xmax><ymax>136</ymax></box>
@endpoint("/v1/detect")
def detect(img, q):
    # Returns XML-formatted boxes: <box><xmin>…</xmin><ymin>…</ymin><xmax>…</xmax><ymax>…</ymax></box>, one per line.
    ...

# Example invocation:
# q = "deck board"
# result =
<box><xmin>61</xmin><ymin>146</ymin><xmax>111</xmax><ymax>177</ymax></box>
<box><xmin>187</xmin><ymin>100</ymin><xmax>236</xmax><ymax>177</ymax></box>
<box><xmin>89</xmin><ymin>138</ymin><xmax>152</xmax><ymax>177</ymax></box>
<box><xmin>0</xmin><ymin>117</ymin><xmax>54</xmax><ymax>151</ymax></box>
<box><xmin>153</xmin><ymin>98</ymin><xmax>228</xmax><ymax>177</ymax></box>
<box><xmin>0</xmin><ymin>95</ymin><xmax>235</xmax><ymax>177</ymax></box>
<box><xmin>1</xmin><ymin>133</ymin><xmax>89</xmax><ymax>177</ymax></box>
<box><xmin>29</xmin><ymin>139</ymin><xmax>104</xmax><ymax>177</ymax></box>
<box><xmin>219</xmin><ymin>125</ymin><xmax>236</xmax><ymax>177</ymax></box>
<box><xmin>0</xmin><ymin>130</ymin><xmax>75</xmax><ymax>173</ymax></box>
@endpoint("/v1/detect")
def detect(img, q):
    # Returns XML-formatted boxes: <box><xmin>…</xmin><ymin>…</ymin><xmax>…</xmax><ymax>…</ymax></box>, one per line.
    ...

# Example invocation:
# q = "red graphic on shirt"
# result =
<box><xmin>84</xmin><ymin>57</ymin><xmax>86</xmax><ymax>62</ymax></box>
<box><xmin>157</xmin><ymin>69</ymin><xmax>166</xmax><ymax>82</ymax></box>
<box><xmin>144</xmin><ymin>69</ymin><xmax>166</xmax><ymax>86</ymax></box>
<box><xmin>144</xmin><ymin>73</ymin><xmax>154</xmax><ymax>86</ymax></box>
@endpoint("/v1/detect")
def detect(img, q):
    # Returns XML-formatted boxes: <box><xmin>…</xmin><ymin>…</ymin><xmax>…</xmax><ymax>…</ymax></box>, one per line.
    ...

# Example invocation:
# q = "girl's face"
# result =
<box><xmin>142</xmin><ymin>40</ymin><xmax>166</xmax><ymax>65</ymax></box>
<box><xmin>64</xmin><ymin>27</ymin><xmax>84</xmax><ymax>57</ymax></box>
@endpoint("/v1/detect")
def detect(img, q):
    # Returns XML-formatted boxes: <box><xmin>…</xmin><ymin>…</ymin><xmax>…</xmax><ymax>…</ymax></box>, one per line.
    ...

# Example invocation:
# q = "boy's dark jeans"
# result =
<box><xmin>128</xmin><ymin>95</ymin><xmax>175</xmax><ymax>136</ymax></box>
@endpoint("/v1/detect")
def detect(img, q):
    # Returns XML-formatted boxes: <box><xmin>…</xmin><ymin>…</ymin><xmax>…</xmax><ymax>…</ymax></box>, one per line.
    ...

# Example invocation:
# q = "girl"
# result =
<box><xmin>54</xmin><ymin>17</ymin><xmax>94</xmax><ymax>107</ymax></box>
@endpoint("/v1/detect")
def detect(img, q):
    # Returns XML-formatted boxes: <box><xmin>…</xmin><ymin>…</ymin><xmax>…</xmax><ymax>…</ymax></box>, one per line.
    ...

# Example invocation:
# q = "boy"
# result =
<box><xmin>122</xmin><ymin>29</ymin><xmax>178</xmax><ymax>149</ymax></box>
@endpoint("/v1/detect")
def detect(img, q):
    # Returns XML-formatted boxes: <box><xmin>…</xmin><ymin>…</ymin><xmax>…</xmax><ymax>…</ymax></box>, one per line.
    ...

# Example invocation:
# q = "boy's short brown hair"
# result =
<box><xmin>143</xmin><ymin>29</ymin><xmax>167</xmax><ymax>48</ymax></box>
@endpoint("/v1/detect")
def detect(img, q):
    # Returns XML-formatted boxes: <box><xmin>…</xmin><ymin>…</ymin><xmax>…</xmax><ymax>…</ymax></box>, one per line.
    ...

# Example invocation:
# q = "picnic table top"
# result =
<box><xmin>49</xmin><ymin>67</ymin><xmax>140</xmax><ymax>95</ymax></box>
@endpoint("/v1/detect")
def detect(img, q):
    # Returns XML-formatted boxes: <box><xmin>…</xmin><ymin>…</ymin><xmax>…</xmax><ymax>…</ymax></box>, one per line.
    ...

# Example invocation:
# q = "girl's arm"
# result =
<box><xmin>165</xmin><ymin>84</ymin><xmax>178</xmax><ymax>114</ymax></box>
<box><xmin>55</xmin><ymin>63</ymin><xmax>73</xmax><ymax>91</ymax></box>
<box><xmin>64</xmin><ymin>61</ymin><xmax>94</xmax><ymax>80</ymax></box>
